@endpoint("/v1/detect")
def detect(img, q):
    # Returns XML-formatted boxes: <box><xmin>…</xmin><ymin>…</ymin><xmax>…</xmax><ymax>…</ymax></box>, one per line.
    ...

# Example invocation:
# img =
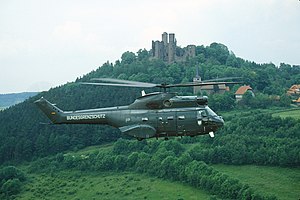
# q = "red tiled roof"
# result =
<box><xmin>235</xmin><ymin>85</ymin><xmax>252</xmax><ymax>95</ymax></box>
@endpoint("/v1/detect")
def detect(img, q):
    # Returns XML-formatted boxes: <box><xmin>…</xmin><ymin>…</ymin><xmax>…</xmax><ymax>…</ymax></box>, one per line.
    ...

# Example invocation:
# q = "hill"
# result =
<box><xmin>11</xmin><ymin>138</ymin><xmax>299</xmax><ymax>200</ymax></box>
<box><xmin>0</xmin><ymin>43</ymin><xmax>299</xmax><ymax>164</ymax></box>
<box><xmin>0</xmin><ymin>92</ymin><xmax>38</xmax><ymax>109</ymax></box>
<box><xmin>0</xmin><ymin>42</ymin><xmax>299</xmax><ymax>199</ymax></box>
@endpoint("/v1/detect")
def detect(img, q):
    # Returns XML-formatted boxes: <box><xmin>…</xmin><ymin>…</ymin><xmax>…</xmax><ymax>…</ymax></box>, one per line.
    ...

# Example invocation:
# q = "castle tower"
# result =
<box><xmin>152</xmin><ymin>40</ymin><xmax>164</xmax><ymax>60</ymax></box>
<box><xmin>169</xmin><ymin>33</ymin><xmax>175</xmax><ymax>43</ymax></box>
<box><xmin>162</xmin><ymin>32</ymin><xmax>168</xmax><ymax>45</ymax></box>
<box><xmin>168</xmin><ymin>33</ymin><xmax>176</xmax><ymax>63</ymax></box>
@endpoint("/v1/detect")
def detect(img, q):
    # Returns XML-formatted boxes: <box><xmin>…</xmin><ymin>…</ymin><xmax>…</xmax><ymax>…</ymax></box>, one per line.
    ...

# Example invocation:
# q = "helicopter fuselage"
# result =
<box><xmin>35</xmin><ymin>92</ymin><xmax>224</xmax><ymax>140</ymax></box>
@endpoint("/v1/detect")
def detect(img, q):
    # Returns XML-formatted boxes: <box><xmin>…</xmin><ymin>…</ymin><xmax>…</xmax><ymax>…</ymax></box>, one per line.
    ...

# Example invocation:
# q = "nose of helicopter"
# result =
<box><xmin>212</xmin><ymin>115</ymin><xmax>224</xmax><ymax>128</ymax></box>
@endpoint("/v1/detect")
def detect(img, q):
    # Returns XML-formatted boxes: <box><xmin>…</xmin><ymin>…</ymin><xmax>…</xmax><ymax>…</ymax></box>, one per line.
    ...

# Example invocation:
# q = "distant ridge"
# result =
<box><xmin>0</xmin><ymin>92</ymin><xmax>38</xmax><ymax>108</ymax></box>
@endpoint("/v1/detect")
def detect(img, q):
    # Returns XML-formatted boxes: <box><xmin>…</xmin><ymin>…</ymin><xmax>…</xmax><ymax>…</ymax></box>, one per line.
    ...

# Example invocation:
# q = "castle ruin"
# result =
<box><xmin>151</xmin><ymin>32</ymin><xmax>196</xmax><ymax>63</ymax></box>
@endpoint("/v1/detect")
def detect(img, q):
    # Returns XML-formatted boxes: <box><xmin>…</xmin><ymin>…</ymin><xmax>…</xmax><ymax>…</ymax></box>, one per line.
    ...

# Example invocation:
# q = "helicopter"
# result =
<box><xmin>35</xmin><ymin>78</ymin><xmax>240</xmax><ymax>140</ymax></box>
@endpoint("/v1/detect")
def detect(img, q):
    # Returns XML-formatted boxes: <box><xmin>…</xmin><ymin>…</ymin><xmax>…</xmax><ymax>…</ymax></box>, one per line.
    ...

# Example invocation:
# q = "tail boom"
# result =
<box><xmin>34</xmin><ymin>97</ymin><xmax>64</xmax><ymax>124</ymax></box>
<box><xmin>34</xmin><ymin>97</ymin><xmax>108</xmax><ymax>125</ymax></box>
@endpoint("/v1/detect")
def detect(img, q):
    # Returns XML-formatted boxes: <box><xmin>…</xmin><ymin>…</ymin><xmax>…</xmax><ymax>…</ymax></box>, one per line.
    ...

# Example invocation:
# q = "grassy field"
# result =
<box><xmin>213</xmin><ymin>164</ymin><xmax>300</xmax><ymax>200</ymax></box>
<box><xmin>219</xmin><ymin>107</ymin><xmax>300</xmax><ymax>122</ymax></box>
<box><xmin>52</xmin><ymin>145</ymin><xmax>300</xmax><ymax>200</ymax></box>
<box><xmin>18</xmin><ymin>170</ymin><xmax>211</xmax><ymax>200</ymax></box>
<box><xmin>272</xmin><ymin>108</ymin><xmax>300</xmax><ymax>119</ymax></box>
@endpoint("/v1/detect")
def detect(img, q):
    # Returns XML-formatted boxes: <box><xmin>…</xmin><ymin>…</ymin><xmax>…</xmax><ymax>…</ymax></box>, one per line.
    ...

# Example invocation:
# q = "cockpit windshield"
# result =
<box><xmin>205</xmin><ymin>106</ymin><xmax>217</xmax><ymax>117</ymax></box>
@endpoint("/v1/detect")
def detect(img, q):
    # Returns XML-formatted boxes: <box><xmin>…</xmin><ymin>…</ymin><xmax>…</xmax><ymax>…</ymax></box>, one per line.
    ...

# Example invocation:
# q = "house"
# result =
<box><xmin>287</xmin><ymin>84</ymin><xmax>300</xmax><ymax>96</ymax></box>
<box><xmin>292</xmin><ymin>97</ymin><xmax>300</xmax><ymax>106</ymax></box>
<box><xmin>193</xmin><ymin>68</ymin><xmax>229</xmax><ymax>95</ymax></box>
<box><xmin>194</xmin><ymin>84</ymin><xmax>229</xmax><ymax>95</ymax></box>
<box><xmin>235</xmin><ymin>85</ymin><xmax>254</xmax><ymax>101</ymax></box>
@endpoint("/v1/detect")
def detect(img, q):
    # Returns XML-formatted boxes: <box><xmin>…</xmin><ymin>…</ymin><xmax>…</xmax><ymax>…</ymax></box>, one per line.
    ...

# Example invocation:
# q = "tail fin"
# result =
<box><xmin>34</xmin><ymin>97</ymin><xmax>64</xmax><ymax>124</ymax></box>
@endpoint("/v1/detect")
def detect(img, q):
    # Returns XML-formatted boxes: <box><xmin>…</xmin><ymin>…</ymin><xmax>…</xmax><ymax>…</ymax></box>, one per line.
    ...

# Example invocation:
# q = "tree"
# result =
<box><xmin>158</xmin><ymin>140</ymin><xmax>184</xmax><ymax>156</ymax></box>
<box><xmin>160</xmin><ymin>156</ymin><xmax>177</xmax><ymax>179</ymax></box>
<box><xmin>279</xmin><ymin>94</ymin><xmax>291</xmax><ymax>107</ymax></box>
<box><xmin>127</xmin><ymin>152</ymin><xmax>139</xmax><ymax>168</ymax></box>
<box><xmin>137</xmin><ymin>49</ymin><xmax>149</xmax><ymax>61</ymax></box>
<box><xmin>121</xmin><ymin>51</ymin><xmax>136</xmax><ymax>64</ymax></box>
<box><xmin>238</xmin><ymin>91</ymin><xmax>255</xmax><ymax>108</ymax></box>
<box><xmin>207</xmin><ymin>43</ymin><xmax>230</xmax><ymax>64</ymax></box>
<box><xmin>209</xmin><ymin>93</ymin><xmax>235</xmax><ymax>111</ymax></box>
<box><xmin>114</xmin><ymin>155</ymin><xmax>127</xmax><ymax>171</ymax></box>
<box><xmin>0</xmin><ymin>166</ymin><xmax>26</xmax><ymax>182</ymax></box>
<box><xmin>135</xmin><ymin>152</ymin><xmax>151</xmax><ymax>173</ymax></box>
<box><xmin>113</xmin><ymin>139</ymin><xmax>130</xmax><ymax>154</ymax></box>
<box><xmin>1</xmin><ymin>178</ymin><xmax>22</xmax><ymax>196</ymax></box>
<box><xmin>35</xmin><ymin>134</ymin><xmax>48</xmax><ymax>156</ymax></box>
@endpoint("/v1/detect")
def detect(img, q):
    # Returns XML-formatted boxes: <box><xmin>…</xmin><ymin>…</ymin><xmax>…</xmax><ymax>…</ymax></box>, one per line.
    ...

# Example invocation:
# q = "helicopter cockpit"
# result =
<box><xmin>197</xmin><ymin>106</ymin><xmax>224</xmax><ymax>135</ymax></box>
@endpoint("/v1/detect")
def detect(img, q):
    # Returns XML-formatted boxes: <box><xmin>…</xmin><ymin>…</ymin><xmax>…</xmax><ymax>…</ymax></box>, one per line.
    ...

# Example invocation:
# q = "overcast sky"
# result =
<box><xmin>0</xmin><ymin>0</ymin><xmax>299</xmax><ymax>93</ymax></box>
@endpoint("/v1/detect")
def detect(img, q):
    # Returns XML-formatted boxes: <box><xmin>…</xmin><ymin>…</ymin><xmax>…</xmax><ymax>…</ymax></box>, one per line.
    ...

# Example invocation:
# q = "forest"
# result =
<box><xmin>0</xmin><ymin>42</ymin><xmax>299</xmax><ymax>199</ymax></box>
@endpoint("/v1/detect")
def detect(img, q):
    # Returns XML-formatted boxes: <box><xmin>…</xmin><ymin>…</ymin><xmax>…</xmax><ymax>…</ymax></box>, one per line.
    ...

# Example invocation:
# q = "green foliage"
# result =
<box><xmin>208</xmin><ymin>92</ymin><xmax>235</xmax><ymax>111</ymax></box>
<box><xmin>188</xmin><ymin>113</ymin><xmax>300</xmax><ymax>166</ymax></box>
<box><xmin>0</xmin><ymin>166</ymin><xmax>26</xmax><ymax>198</ymax></box>
<box><xmin>1</xmin><ymin>178</ymin><xmax>22</xmax><ymax>196</ymax></box>
<box><xmin>237</xmin><ymin>92</ymin><xmax>291</xmax><ymax>109</ymax></box>
<box><xmin>0</xmin><ymin>166</ymin><xmax>26</xmax><ymax>182</ymax></box>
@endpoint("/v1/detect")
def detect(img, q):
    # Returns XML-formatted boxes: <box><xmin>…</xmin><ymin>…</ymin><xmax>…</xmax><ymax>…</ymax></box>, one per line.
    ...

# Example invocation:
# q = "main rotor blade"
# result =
<box><xmin>90</xmin><ymin>78</ymin><xmax>157</xmax><ymax>87</ymax></box>
<box><xmin>82</xmin><ymin>78</ymin><xmax>242</xmax><ymax>89</ymax></box>
<box><xmin>202</xmin><ymin>77</ymin><xmax>242</xmax><ymax>82</ymax></box>
<box><xmin>166</xmin><ymin>81</ymin><xmax>243</xmax><ymax>88</ymax></box>
<box><xmin>79</xmin><ymin>82</ymin><xmax>156</xmax><ymax>88</ymax></box>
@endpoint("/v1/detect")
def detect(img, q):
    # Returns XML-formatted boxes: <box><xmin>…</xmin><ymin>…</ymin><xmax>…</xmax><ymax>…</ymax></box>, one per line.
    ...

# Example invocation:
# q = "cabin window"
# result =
<box><xmin>178</xmin><ymin>115</ymin><xmax>185</xmax><ymax>120</ymax></box>
<box><xmin>167</xmin><ymin>116</ymin><xmax>174</xmax><ymax>120</ymax></box>
<box><xmin>163</xmin><ymin>100</ymin><xmax>172</xmax><ymax>107</ymax></box>
<box><xmin>142</xmin><ymin>117</ymin><xmax>148</xmax><ymax>121</ymax></box>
